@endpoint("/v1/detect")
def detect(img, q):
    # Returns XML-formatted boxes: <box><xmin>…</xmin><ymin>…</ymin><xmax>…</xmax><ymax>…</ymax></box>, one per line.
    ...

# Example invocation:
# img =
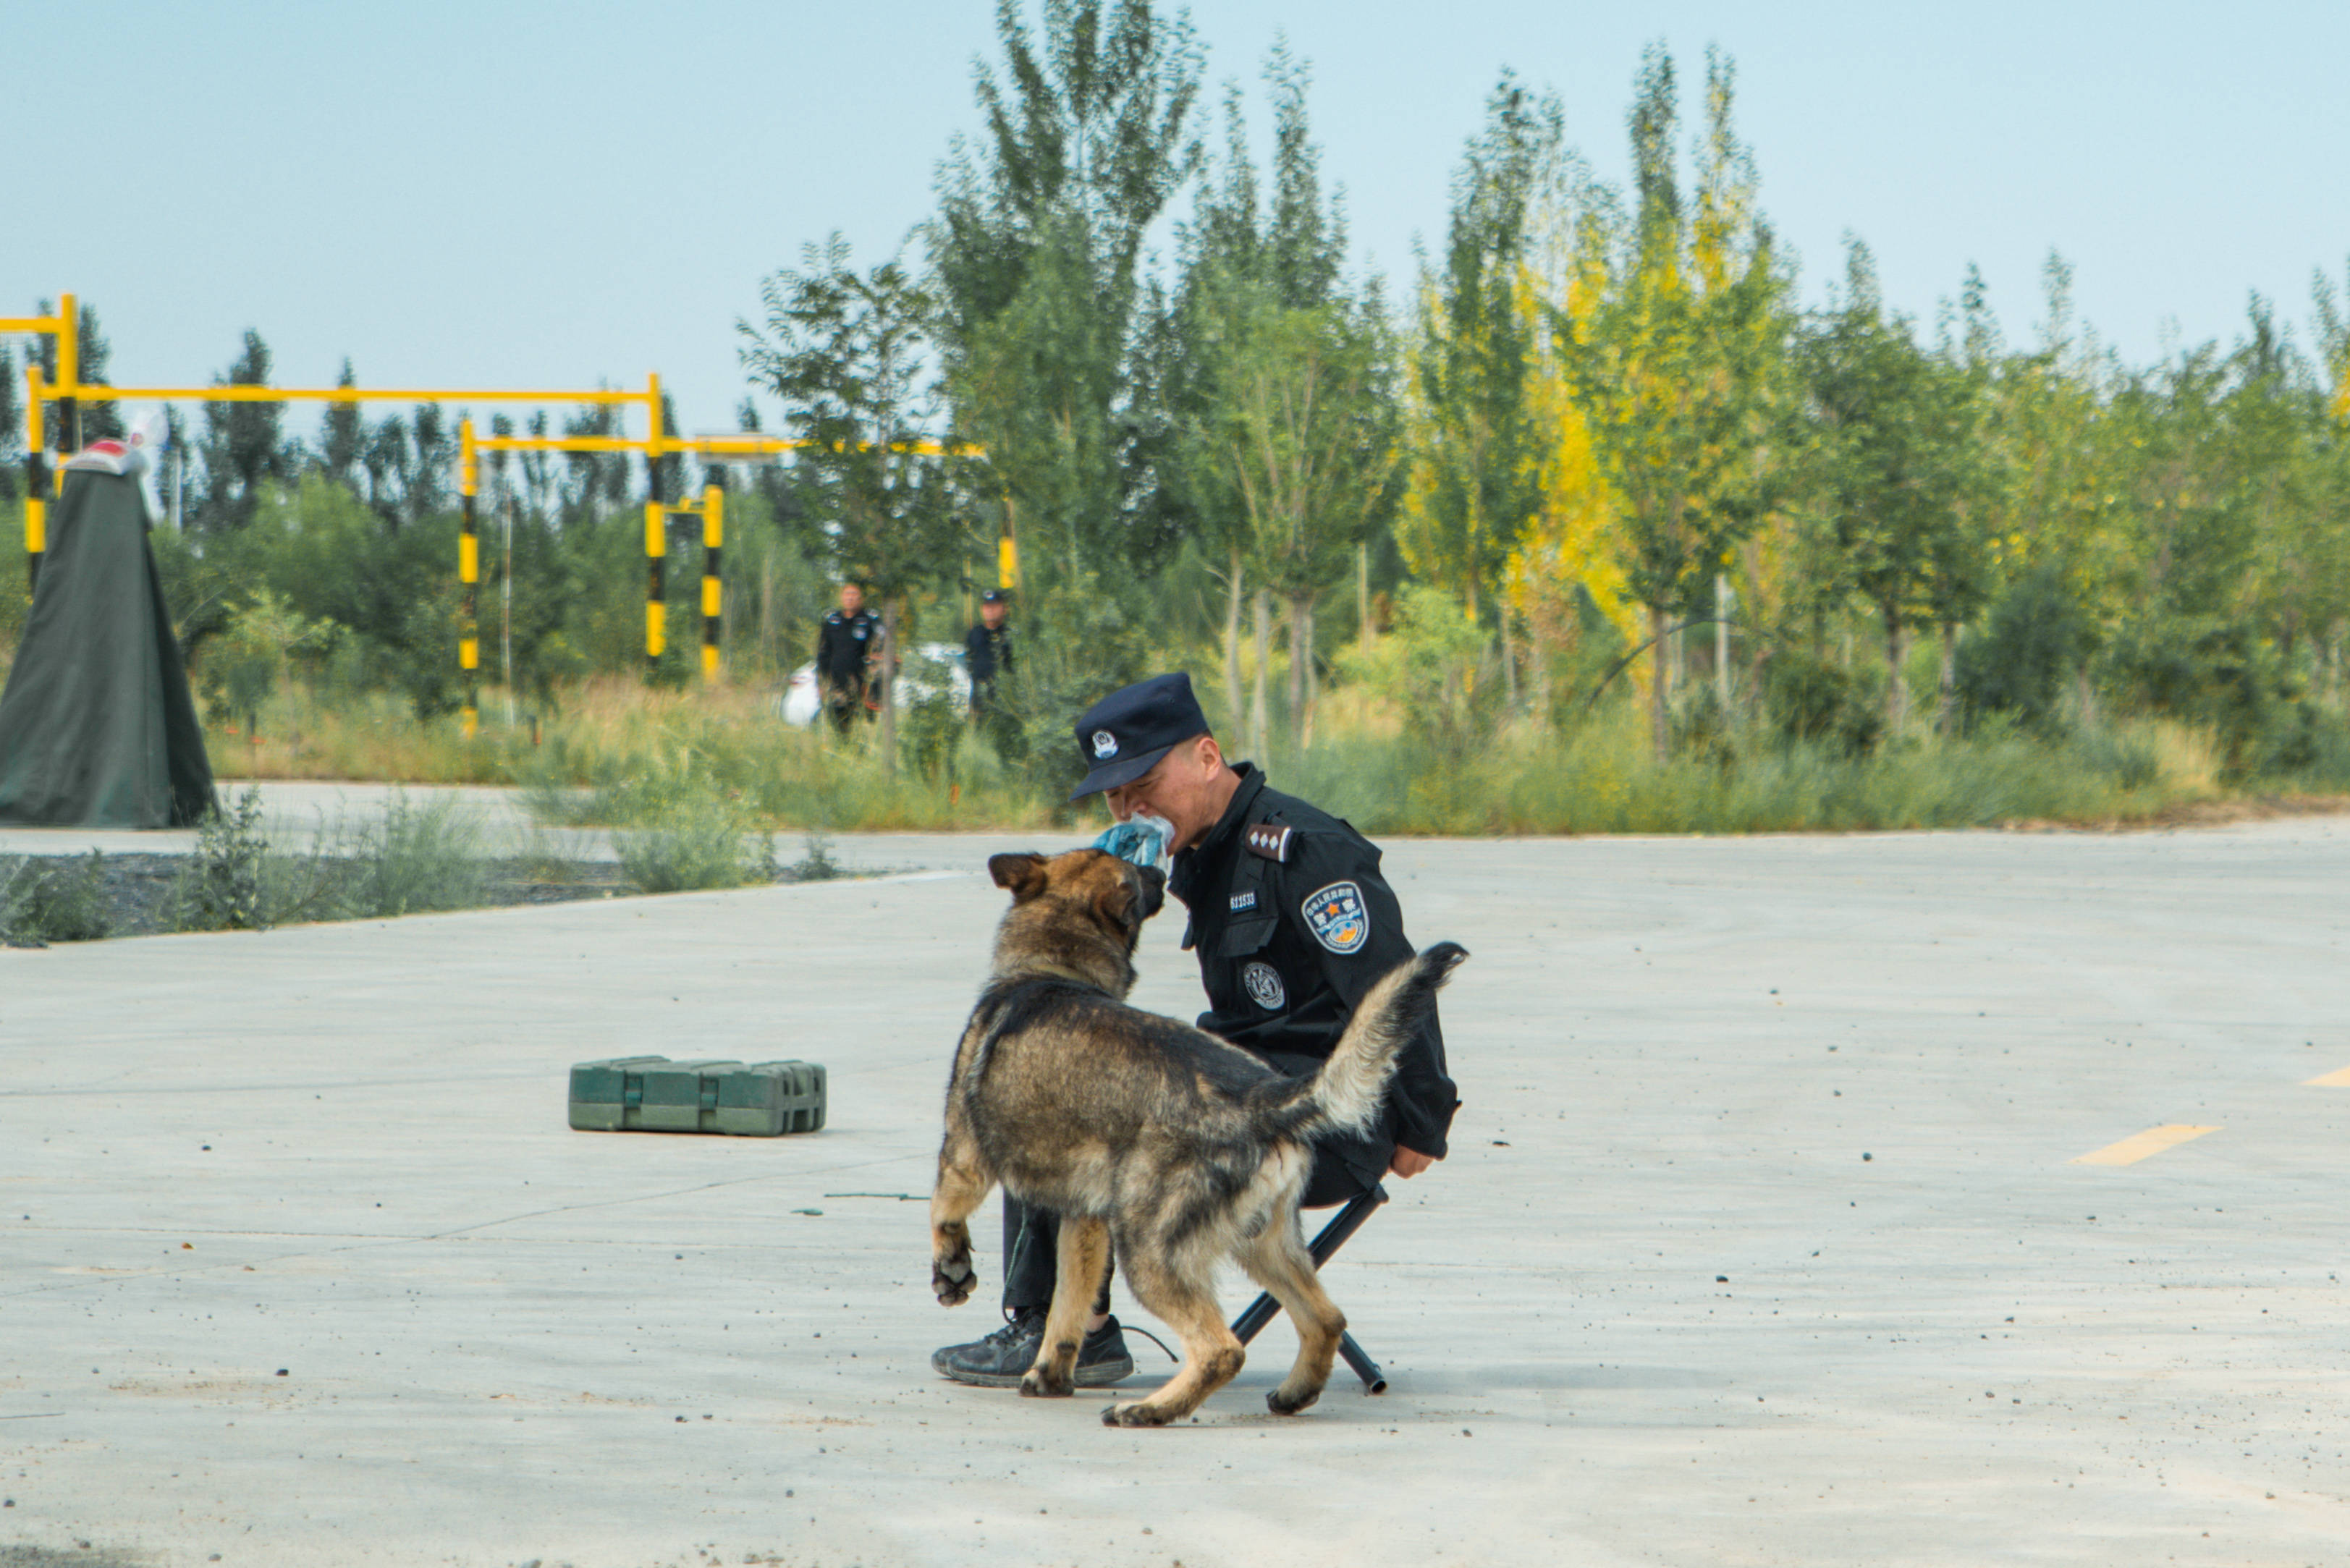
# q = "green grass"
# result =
<box><xmin>185</xmin><ymin>673</ymin><xmax>2350</xmax><ymax>838</ymax></box>
<box><xmin>1267</xmin><ymin>710</ymin><xmax>2236</xmax><ymax>835</ymax></box>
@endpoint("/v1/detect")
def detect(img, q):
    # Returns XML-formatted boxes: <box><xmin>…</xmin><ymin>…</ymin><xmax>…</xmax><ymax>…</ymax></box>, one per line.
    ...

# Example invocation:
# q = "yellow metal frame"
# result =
<box><xmin>5</xmin><ymin>297</ymin><xmax>72</xmax><ymax>594</ymax></box>
<box><xmin>459</xmin><ymin>422</ymin><xmax>991</xmax><ymax>698</ymax></box>
<box><xmin>17</xmin><ymin>287</ymin><xmax>1010</xmax><ymax>731</ymax></box>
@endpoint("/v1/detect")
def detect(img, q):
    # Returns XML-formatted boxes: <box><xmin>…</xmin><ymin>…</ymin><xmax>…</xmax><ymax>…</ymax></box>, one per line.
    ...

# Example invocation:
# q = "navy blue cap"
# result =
<box><xmin>1068</xmin><ymin>673</ymin><xmax>1209</xmax><ymax>801</ymax></box>
<box><xmin>980</xmin><ymin>588</ymin><xmax>1008</xmax><ymax>604</ymax></box>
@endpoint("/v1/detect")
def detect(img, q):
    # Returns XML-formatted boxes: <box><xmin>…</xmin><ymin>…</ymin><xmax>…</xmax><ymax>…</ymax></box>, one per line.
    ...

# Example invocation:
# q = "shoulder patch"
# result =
<box><xmin>1301</xmin><ymin>881</ymin><xmax>1370</xmax><ymax>954</ymax></box>
<box><xmin>1245</xmin><ymin>823</ymin><xmax>1293</xmax><ymax>863</ymax></box>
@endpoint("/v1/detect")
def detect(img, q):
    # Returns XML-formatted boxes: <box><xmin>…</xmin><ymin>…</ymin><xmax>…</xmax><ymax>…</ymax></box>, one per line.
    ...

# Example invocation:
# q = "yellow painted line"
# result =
<box><xmin>2304</xmin><ymin>1065</ymin><xmax>2350</xmax><ymax>1087</ymax></box>
<box><xmin>2071</xmin><ymin>1124</ymin><xmax>2220</xmax><ymax>1166</ymax></box>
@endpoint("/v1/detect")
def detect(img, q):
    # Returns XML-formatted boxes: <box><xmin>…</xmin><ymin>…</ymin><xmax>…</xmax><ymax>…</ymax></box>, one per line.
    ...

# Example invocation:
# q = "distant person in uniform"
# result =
<box><xmin>931</xmin><ymin>671</ymin><xmax>1458</xmax><ymax>1389</ymax></box>
<box><xmin>814</xmin><ymin>582</ymin><xmax>882</xmax><ymax>736</ymax></box>
<box><xmin>964</xmin><ymin>589</ymin><xmax>1013</xmax><ymax>717</ymax></box>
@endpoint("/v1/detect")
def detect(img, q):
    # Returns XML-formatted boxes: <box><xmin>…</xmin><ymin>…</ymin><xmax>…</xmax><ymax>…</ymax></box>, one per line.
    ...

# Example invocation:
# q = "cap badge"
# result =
<box><xmin>1091</xmin><ymin>729</ymin><xmax>1119</xmax><ymax>760</ymax></box>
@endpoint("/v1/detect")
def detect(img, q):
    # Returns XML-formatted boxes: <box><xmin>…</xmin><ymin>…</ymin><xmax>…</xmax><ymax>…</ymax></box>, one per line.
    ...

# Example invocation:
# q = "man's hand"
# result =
<box><xmin>1388</xmin><ymin>1146</ymin><xmax>1438</xmax><ymax>1179</ymax></box>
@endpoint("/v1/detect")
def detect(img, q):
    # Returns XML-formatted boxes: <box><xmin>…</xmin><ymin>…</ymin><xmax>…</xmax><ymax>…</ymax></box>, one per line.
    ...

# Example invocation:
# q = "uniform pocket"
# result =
<box><xmin>1215</xmin><ymin>915</ymin><xmax>1276</xmax><ymax>957</ymax></box>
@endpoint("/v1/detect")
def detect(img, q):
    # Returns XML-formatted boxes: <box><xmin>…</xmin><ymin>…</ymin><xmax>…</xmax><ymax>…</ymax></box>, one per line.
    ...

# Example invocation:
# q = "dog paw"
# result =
<box><xmin>1102</xmin><ymin>1401</ymin><xmax>1174</xmax><ymax>1428</ymax></box>
<box><xmin>931</xmin><ymin>1251</ymin><xmax>976</xmax><ymax>1306</ymax></box>
<box><xmin>1266</xmin><ymin>1383</ymin><xmax>1322</xmax><ymax>1416</ymax></box>
<box><xmin>1019</xmin><ymin>1366</ymin><xmax>1073</xmax><ymax>1399</ymax></box>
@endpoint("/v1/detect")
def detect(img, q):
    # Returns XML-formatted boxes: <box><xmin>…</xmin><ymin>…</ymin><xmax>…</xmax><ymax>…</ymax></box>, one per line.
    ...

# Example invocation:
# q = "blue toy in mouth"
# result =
<box><xmin>1093</xmin><ymin>815</ymin><xmax>1172</xmax><ymax>870</ymax></box>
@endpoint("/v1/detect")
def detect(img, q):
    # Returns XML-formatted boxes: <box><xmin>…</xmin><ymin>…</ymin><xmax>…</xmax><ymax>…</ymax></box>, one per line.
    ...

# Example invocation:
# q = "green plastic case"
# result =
<box><xmin>568</xmin><ymin>1056</ymin><xmax>827</xmax><ymax>1136</ymax></box>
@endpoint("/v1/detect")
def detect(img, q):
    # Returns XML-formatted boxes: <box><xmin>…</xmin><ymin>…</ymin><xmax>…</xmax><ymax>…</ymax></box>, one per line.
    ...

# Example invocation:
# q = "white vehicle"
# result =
<box><xmin>780</xmin><ymin>641</ymin><xmax>971</xmax><ymax>726</ymax></box>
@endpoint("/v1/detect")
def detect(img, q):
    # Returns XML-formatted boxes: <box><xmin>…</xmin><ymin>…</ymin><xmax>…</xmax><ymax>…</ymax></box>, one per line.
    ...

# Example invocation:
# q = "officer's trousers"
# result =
<box><xmin>998</xmin><ymin>1145</ymin><xmax>1379</xmax><ymax>1314</ymax></box>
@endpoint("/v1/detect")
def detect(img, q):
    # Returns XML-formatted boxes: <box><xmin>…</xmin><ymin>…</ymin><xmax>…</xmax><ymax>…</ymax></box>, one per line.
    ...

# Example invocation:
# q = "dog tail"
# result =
<box><xmin>1288</xmin><ymin>941</ymin><xmax>1468</xmax><ymax>1141</ymax></box>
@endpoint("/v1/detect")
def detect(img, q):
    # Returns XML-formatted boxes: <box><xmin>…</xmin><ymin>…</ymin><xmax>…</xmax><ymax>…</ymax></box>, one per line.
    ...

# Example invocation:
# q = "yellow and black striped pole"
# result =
<box><xmin>644</xmin><ymin>374</ymin><xmax>667</xmax><ymax>668</ymax></box>
<box><xmin>22</xmin><ymin>365</ymin><xmax>45</xmax><ymax>598</ymax></box>
<box><xmin>644</xmin><ymin>496</ymin><xmax>666</xmax><ymax>667</ymax></box>
<box><xmin>459</xmin><ymin>418</ymin><xmax>480</xmax><ymax>737</ymax></box>
<box><xmin>53</xmin><ymin>292</ymin><xmax>79</xmax><ymax>464</ymax></box>
<box><xmin>700</xmin><ymin>483</ymin><xmax>722</xmax><ymax>682</ymax></box>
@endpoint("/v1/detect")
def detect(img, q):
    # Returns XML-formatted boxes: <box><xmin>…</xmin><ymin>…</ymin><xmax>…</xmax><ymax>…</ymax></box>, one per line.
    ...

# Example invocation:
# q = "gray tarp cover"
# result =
<box><xmin>0</xmin><ymin>469</ymin><xmax>215</xmax><ymax>827</ymax></box>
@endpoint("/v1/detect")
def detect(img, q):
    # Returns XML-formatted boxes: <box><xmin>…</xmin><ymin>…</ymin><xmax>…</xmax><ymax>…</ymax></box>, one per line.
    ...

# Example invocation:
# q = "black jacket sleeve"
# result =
<box><xmin>1282</xmin><ymin>834</ymin><xmax>1460</xmax><ymax>1159</ymax></box>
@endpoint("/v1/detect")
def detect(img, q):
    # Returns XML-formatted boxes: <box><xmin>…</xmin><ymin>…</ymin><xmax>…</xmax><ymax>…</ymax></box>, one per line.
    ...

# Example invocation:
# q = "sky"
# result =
<box><xmin>11</xmin><ymin>0</ymin><xmax>2348</xmax><ymax>445</ymax></box>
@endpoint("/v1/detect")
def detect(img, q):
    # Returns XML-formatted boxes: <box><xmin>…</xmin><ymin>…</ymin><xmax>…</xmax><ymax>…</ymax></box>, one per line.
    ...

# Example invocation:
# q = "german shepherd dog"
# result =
<box><xmin>929</xmin><ymin>847</ymin><xmax>1466</xmax><ymax>1427</ymax></box>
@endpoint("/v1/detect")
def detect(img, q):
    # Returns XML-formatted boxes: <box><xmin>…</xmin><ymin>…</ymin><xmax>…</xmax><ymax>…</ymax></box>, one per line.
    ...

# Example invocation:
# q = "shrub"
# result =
<box><xmin>782</xmin><ymin>827</ymin><xmax>846</xmax><ymax>883</ymax></box>
<box><xmin>1336</xmin><ymin>583</ymin><xmax>1501</xmax><ymax>758</ymax></box>
<box><xmin>613</xmin><ymin>783</ymin><xmax>777</xmax><ymax>893</ymax></box>
<box><xmin>1762</xmin><ymin>649</ymin><xmax>1882</xmax><ymax>755</ymax></box>
<box><xmin>900</xmin><ymin>651</ymin><xmax>967</xmax><ymax>782</ymax></box>
<box><xmin>2099</xmin><ymin>614</ymin><xmax>2330</xmax><ymax>779</ymax></box>
<box><xmin>2072</xmin><ymin>726</ymin><xmax>2165</xmax><ymax>792</ymax></box>
<box><xmin>1956</xmin><ymin>565</ymin><xmax>2088</xmax><ymax>734</ymax></box>
<box><xmin>336</xmin><ymin>792</ymin><xmax>487</xmax><ymax>917</ymax></box>
<box><xmin>172</xmin><ymin>789</ymin><xmax>271</xmax><ymax>931</ymax></box>
<box><xmin>0</xmin><ymin>852</ymin><xmax>112</xmax><ymax>944</ymax></box>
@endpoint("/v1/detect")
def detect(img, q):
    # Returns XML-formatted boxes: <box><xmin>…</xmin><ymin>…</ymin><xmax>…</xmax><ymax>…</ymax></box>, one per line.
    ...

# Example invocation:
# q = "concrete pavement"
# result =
<box><xmin>4</xmin><ymin>821</ymin><xmax>2350</xmax><ymax>1566</ymax></box>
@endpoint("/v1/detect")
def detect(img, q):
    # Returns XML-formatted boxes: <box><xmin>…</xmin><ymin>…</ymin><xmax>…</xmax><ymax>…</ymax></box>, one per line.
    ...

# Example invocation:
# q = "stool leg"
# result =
<box><xmin>1337</xmin><ymin>1331</ymin><xmax>1387</xmax><ymax>1394</ymax></box>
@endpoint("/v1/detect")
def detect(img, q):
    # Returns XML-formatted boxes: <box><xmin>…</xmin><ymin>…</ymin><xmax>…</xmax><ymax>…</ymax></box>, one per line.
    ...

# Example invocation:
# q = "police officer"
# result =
<box><xmin>932</xmin><ymin>671</ymin><xmax>1458</xmax><ymax>1389</ymax></box>
<box><xmin>964</xmin><ymin>589</ymin><xmax>1013</xmax><ymax>716</ymax></box>
<box><xmin>813</xmin><ymin>582</ymin><xmax>882</xmax><ymax>737</ymax></box>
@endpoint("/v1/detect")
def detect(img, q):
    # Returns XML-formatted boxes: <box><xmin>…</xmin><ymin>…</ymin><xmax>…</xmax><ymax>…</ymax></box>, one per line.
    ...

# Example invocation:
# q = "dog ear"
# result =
<box><xmin>988</xmin><ymin>852</ymin><xmax>1049</xmax><ymax>902</ymax></box>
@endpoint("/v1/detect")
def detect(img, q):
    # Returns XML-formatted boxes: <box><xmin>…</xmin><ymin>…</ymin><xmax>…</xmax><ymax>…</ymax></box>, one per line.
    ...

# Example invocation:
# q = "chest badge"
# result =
<box><xmin>1301</xmin><ymin>881</ymin><xmax>1370</xmax><ymax>954</ymax></box>
<box><xmin>1241</xmin><ymin>961</ymin><xmax>1285</xmax><ymax>1011</ymax></box>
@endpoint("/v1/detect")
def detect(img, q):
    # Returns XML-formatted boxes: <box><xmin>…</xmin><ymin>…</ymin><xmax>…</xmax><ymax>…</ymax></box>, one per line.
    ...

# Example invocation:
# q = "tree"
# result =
<box><xmin>195</xmin><ymin>330</ymin><xmax>290</xmax><ymax>532</ymax></box>
<box><xmin>31</xmin><ymin>299</ymin><xmax>122</xmax><ymax>445</ymax></box>
<box><xmin>559</xmin><ymin>400</ymin><xmax>630</xmax><ymax>525</ymax></box>
<box><xmin>929</xmin><ymin>0</ymin><xmax>1204</xmax><ymax>608</ymax></box>
<box><xmin>1399</xmin><ymin>74</ymin><xmax>1558</xmax><ymax>664</ymax></box>
<box><xmin>0</xmin><ymin>343</ymin><xmax>17</xmax><ymax>504</ymax></box>
<box><xmin>741</xmin><ymin>234</ymin><xmax>965</xmax><ymax>770</ymax></box>
<box><xmin>1801</xmin><ymin>241</ymin><xmax>1984</xmax><ymax>730</ymax></box>
<box><xmin>1170</xmin><ymin>39</ymin><xmax>1370</xmax><ymax>744</ymax></box>
<box><xmin>1552</xmin><ymin>46</ymin><xmax>1793</xmax><ymax>758</ymax></box>
<box><xmin>321</xmin><ymin>359</ymin><xmax>364</xmax><ymax>489</ymax></box>
<box><xmin>362</xmin><ymin>412</ymin><xmax>407</xmax><ymax>525</ymax></box>
<box><xmin>1193</xmin><ymin>287</ymin><xmax>1397</xmax><ymax>746</ymax></box>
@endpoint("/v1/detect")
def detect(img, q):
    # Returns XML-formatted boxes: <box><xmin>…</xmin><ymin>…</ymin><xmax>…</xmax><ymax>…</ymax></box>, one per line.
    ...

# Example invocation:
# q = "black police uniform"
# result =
<box><xmin>964</xmin><ymin>621</ymin><xmax>1012</xmax><ymax>712</ymax></box>
<box><xmin>1167</xmin><ymin>761</ymin><xmax>1457</xmax><ymax>1200</ymax></box>
<box><xmin>813</xmin><ymin>607</ymin><xmax>880</xmax><ymax>732</ymax></box>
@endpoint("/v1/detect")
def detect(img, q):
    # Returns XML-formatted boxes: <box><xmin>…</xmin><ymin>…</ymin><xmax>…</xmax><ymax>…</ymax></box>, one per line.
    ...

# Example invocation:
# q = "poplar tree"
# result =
<box><xmin>1173</xmin><ymin>41</ymin><xmax>1387</xmax><ymax>745</ymax></box>
<box><xmin>1803</xmin><ymin>241</ymin><xmax>1982</xmax><ymax>731</ymax></box>
<box><xmin>195</xmin><ymin>331</ymin><xmax>289</xmax><ymax>532</ymax></box>
<box><xmin>1400</xmin><ymin>74</ymin><xmax>1557</xmax><ymax>643</ymax></box>
<box><xmin>321</xmin><ymin>358</ymin><xmax>365</xmax><ymax>491</ymax></box>
<box><xmin>1553</xmin><ymin>46</ymin><xmax>1792</xmax><ymax>758</ymax></box>
<box><xmin>929</xmin><ymin>0</ymin><xmax>1204</xmax><ymax>599</ymax></box>
<box><xmin>742</xmin><ymin>234</ymin><xmax>963</xmax><ymax>770</ymax></box>
<box><xmin>0</xmin><ymin>344</ymin><xmax>17</xmax><ymax>503</ymax></box>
